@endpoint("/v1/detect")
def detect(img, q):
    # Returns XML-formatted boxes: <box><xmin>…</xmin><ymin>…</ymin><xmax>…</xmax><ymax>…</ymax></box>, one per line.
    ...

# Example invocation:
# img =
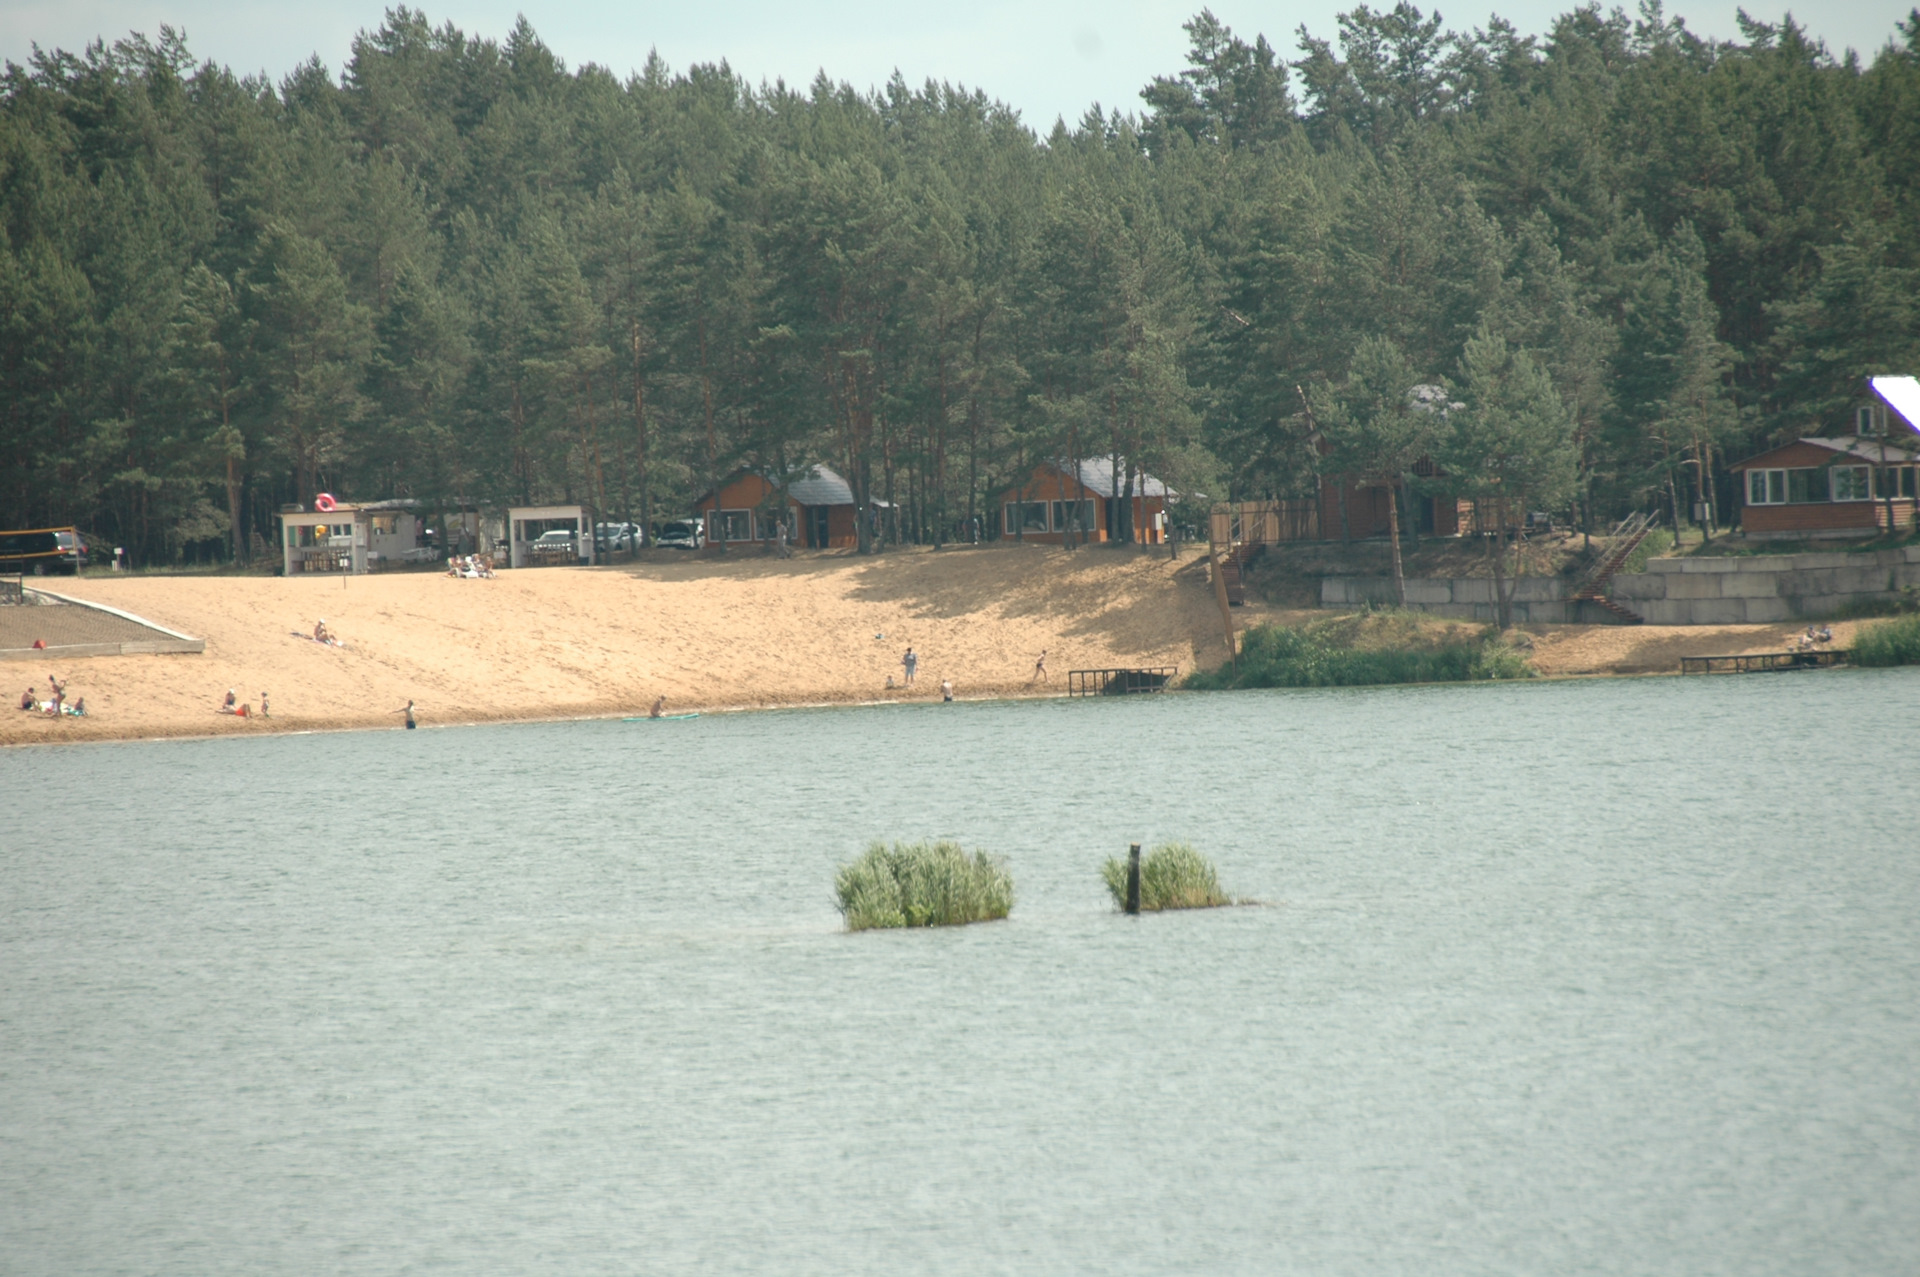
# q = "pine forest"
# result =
<box><xmin>4</xmin><ymin>3</ymin><xmax>1918</xmax><ymax>563</ymax></box>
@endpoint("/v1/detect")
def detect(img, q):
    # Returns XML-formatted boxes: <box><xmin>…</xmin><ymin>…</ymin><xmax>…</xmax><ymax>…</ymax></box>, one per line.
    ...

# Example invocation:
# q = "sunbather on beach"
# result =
<box><xmin>220</xmin><ymin>688</ymin><xmax>237</xmax><ymax>714</ymax></box>
<box><xmin>19</xmin><ymin>687</ymin><xmax>34</xmax><ymax>711</ymax></box>
<box><xmin>313</xmin><ymin>619</ymin><xmax>335</xmax><ymax>645</ymax></box>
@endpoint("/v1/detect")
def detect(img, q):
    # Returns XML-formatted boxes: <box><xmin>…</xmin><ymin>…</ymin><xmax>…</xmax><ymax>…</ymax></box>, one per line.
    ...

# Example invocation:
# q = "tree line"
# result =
<box><xmin>3</xmin><ymin>3</ymin><xmax>1917</xmax><ymax>563</ymax></box>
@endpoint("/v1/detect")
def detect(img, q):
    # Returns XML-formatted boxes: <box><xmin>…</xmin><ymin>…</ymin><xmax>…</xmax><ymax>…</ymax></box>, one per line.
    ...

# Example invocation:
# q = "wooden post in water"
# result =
<box><xmin>1124</xmin><ymin>843</ymin><xmax>1141</xmax><ymax>915</ymax></box>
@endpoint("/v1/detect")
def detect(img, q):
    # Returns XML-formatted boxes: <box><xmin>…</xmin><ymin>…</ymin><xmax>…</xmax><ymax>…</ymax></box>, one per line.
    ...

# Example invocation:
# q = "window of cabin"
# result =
<box><xmin>1050</xmin><ymin>499</ymin><xmax>1097</xmax><ymax>535</ymax></box>
<box><xmin>1003</xmin><ymin>502</ymin><xmax>1050</xmax><ymax>534</ymax></box>
<box><xmin>1856</xmin><ymin>406</ymin><xmax>1876</xmax><ymax>436</ymax></box>
<box><xmin>1747</xmin><ymin>469</ymin><xmax>1787</xmax><ymax>504</ymax></box>
<box><xmin>1786</xmin><ymin>469</ymin><xmax>1827</xmax><ymax>504</ymax></box>
<box><xmin>1871</xmin><ymin>467</ymin><xmax>1915</xmax><ymax>500</ymax></box>
<box><xmin>371</xmin><ymin>515</ymin><xmax>397</xmax><ymax>535</ymax></box>
<box><xmin>712</xmin><ymin>509</ymin><xmax>754</xmax><ymax>541</ymax></box>
<box><xmin>1829</xmin><ymin>466</ymin><xmax>1872</xmax><ymax>502</ymax></box>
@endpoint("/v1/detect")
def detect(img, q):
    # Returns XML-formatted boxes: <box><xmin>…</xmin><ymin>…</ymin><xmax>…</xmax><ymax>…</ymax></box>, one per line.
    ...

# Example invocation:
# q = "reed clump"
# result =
<box><xmin>1186</xmin><ymin>616</ymin><xmax>1531</xmax><ymax>690</ymax></box>
<box><xmin>1102</xmin><ymin>842</ymin><xmax>1232</xmax><ymax>912</ymax></box>
<box><xmin>1852</xmin><ymin>613</ymin><xmax>1920</xmax><ymax>666</ymax></box>
<box><xmin>834</xmin><ymin>840</ymin><xmax>1014</xmax><ymax>931</ymax></box>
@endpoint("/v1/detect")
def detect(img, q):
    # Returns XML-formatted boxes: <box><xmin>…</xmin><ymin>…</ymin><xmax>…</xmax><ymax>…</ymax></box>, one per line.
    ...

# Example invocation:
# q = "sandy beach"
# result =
<box><xmin>1</xmin><ymin>544</ymin><xmax>1863</xmax><ymax>747</ymax></box>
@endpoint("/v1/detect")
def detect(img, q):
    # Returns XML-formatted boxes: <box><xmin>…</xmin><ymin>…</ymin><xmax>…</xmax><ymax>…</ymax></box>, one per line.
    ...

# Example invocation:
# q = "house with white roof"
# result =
<box><xmin>1729</xmin><ymin>376</ymin><xmax>1920</xmax><ymax>539</ymax></box>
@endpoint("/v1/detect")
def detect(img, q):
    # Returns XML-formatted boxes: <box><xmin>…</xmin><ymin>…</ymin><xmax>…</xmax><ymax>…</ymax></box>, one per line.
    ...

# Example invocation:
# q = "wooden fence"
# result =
<box><xmin>1207</xmin><ymin>500</ymin><xmax>1320</xmax><ymax>549</ymax></box>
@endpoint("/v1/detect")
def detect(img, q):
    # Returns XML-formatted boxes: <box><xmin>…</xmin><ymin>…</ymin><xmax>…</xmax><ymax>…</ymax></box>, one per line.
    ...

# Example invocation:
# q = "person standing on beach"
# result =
<box><xmin>650</xmin><ymin>696</ymin><xmax>666</xmax><ymax>719</ymax></box>
<box><xmin>393</xmin><ymin>699</ymin><xmax>416</xmax><ymax>729</ymax></box>
<box><xmin>902</xmin><ymin>647</ymin><xmax>917</xmax><ymax>685</ymax></box>
<box><xmin>260</xmin><ymin>691</ymin><xmax>270</xmax><ymax>718</ymax></box>
<box><xmin>941</xmin><ymin>679</ymin><xmax>953</xmax><ymax>702</ymax></box>
<box><xmin>1031</xmin><ymin>649</ymin><xmax>1048</xmax><ymax>683</ymax></box>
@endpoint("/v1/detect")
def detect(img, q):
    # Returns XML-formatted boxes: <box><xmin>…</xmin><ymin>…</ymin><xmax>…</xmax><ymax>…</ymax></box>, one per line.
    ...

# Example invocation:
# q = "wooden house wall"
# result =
<box><xmin>694</xmin><ymin>473</ymin><xmax>859</xmax><ymax>548</ymax></box>
<box><xmin>997</xmin><ymin>465</ymin><xmax>1167</xmax><ymax>544</ymax></box>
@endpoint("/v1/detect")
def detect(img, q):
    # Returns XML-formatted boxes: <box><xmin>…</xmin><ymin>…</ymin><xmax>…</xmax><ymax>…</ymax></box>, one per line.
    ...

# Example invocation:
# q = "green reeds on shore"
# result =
<box><xmin>1186</xmin><ymin>618</ymin><xmax>1531</xmax><ymax>690</ymax></box>
<box><xmin>834</xmin><ymin>840</ymin><xmax>1014</xmax><ymax>930</ymax></box>
<box><xmin>1102</xmin><ymin>842</ymin><xmax>1231</xmax><ymax>912</ymax></box>
<box><xmin>1852</xmin><ymin>613</ymin><xmax>1920</xmax><ymax>666</ymax></box>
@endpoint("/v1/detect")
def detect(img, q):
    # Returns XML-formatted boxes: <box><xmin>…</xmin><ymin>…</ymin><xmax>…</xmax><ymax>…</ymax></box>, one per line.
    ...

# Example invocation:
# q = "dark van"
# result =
<box><xmin>0</xmin><ymin>527</ymin><xmax>89</xmax><ymax>575</ymax></box>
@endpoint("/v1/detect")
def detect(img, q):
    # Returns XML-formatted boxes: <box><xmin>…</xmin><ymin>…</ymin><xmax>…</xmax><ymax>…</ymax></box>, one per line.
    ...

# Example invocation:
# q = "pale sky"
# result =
<box><xmin>2</xmin><ymin>1</ymin><xmax>1909</xmax><ymax>130</ymax></box>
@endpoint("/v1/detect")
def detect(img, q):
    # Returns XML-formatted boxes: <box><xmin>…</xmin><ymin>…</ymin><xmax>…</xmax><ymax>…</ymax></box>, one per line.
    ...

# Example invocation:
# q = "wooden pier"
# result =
<box><xmin>1679</xmin><ymin>650</ymin><xmax>1849</xmax><ymax>675</ymax></box>
<box><xmin>1067</xmin><ymin>667</ymin><xmax>1179</xmax><ymax>696</ymax></box>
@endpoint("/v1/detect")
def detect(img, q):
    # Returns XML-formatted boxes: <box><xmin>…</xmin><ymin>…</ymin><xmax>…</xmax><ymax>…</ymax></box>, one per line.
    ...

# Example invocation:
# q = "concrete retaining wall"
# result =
<box><xmin>1321</xmin><ymin>545</ymin><xmax>1920</xmax><ymax>624</ymax></box>
<box><xmin>1320</xmin><ymin>575</ymin><xmax>1600</xmax><ymax>624</ymax></box>
<box><xmin>1608</xmin><ymin>545</ymin><xmax>1920</xmax><ymax>624</ymax></box>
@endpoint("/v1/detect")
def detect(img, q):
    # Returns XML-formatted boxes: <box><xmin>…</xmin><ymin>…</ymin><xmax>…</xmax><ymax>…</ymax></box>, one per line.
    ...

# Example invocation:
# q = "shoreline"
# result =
<box><xmin>1</xmin><ymin>549</ymin><xmax>1869</xmax><ymax>750</ymax></box>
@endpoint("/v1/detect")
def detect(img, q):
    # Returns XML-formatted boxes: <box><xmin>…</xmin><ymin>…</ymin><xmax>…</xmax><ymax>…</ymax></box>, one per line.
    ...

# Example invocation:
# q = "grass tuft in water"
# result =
<box><xmin>1101</xmin><ymin>842</ymin><xmax>1232</xmax><ymax>911</ymax></box>
<box><xmin>834</xmin><ymin>840</ymin><xmax>1014</xmax><ymax>930</ymax></box>
<box><xmin>1852</xmin><ymin>613</ymin><xmax>1920</xmax><ymax>666</ymax></box>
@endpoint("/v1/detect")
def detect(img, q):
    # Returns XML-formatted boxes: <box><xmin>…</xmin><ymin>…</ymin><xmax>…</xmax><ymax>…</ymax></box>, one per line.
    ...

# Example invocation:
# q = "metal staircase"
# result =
<box><xmin>1569</xmin><ymin>512</ymin><xmax>1652</xmax><ymax>624</ymax></box>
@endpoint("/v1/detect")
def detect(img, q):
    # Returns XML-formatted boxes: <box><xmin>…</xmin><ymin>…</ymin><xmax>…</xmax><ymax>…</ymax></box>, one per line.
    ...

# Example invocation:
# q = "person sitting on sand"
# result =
<box><xmin>220</xmin><ymin>688</ymin><xmax>237</xmax><ymax>714</ymax></box>
<box><xmin>650</xmin><ymin>696</ymin><xmax>666</xmax><ymax>719</ymax></box>
<box><xmin>1816</xmin><ymin>625</ymin><xmax>1832</xmax><ymax>644</ymax></box>
<box><xmin>19</xmin><ymin>686</ymin><xmax>34</xmax><ymax>711</ymax></box>
<box><xmin>313</xmin><ymin>619</ymin><xmax>340</xmax><ymax>646</ymax></box>
<box><xmin>68</xmin><ymin>696</ymin><xmax>86</xmax><ymax>717</ymax></box>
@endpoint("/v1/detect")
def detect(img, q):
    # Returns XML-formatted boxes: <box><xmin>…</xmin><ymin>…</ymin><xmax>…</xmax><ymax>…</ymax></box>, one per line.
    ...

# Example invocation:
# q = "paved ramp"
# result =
<box><xmin>0</xmin><ymin>588</ymin><xmax>205</xmax><ymax>658</ymax></box>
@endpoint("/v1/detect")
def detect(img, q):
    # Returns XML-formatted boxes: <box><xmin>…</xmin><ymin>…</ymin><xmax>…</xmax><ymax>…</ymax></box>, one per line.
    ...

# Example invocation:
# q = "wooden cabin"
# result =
<box><xmin>1318</xmin><ymin>458</ymin><xmax>1475</xmax><ymax>541</ymax></box>
<box><xmin>693</xmin><ymin>465</ymin><xmax>873</xmax><ymax>549</ymax></box>
<box><xmin>996</xmin><ymin>459</ymin><xmax>1174</xmax><ymax>545</ymax></box>
<box><xmin>1730</xmin><ymin>376</ymin><xmax>1920</xmax><ymax>539</ymax></box>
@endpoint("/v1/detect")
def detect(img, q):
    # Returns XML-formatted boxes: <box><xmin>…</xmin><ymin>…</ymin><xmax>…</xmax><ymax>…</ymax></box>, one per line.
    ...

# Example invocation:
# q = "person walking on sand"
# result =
<box><xmin>393</xmin><ymin>699</ymin><xmax>416</xmax><ymax>729</ymax></box>
<box><xmin>650</xmin><ymin>695</ymin><xmax>666</xmax><ymax>719</ymax></box>
<box><xmin>1031</xmin><ymin>648</ymin><xmax>1048</xmax><ymax>683</ymax></box>
<box><xmin>902</xmin><ymin>647</ymin><xmax>918</xmax><ymax>685</ymax></box>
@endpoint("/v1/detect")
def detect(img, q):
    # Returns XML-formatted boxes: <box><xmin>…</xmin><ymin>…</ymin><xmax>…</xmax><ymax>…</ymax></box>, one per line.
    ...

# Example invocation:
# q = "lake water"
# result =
<box><xmin>4</xmin><ymin>672</ymin><xmax>1918</xmax><ymax>1275</ymax></box>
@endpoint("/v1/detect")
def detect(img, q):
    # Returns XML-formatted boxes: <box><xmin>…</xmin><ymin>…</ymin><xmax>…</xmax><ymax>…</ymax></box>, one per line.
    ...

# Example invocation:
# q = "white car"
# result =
<box><xmin>655</xmin><ymin>519</ymin><xmax>705</xmax><ymax>550</ymax></box>
<box><xmin>531</xmin><ymin>529</ymin><xmax>578</xmax><ymax>557</ymax></box>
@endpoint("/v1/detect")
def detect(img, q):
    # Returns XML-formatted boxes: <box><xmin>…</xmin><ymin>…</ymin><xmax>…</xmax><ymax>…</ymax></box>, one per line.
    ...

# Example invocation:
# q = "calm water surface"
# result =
<box><xmin>4</xmin><ymin>673</ymin><xmax>1918</xmax><ymax>1275</ymax></box>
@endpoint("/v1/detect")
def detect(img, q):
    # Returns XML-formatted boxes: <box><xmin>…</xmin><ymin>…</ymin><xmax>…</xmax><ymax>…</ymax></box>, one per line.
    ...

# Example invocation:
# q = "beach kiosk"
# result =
<box><xmin>507</xmin><ymin>505</ymin><xmax>594</xmax><ymax>568</ymax></box>
<box><xmin>277</xmin><ymin>498</ymin><xmax>423</xmax><ymax>575</ymax></box>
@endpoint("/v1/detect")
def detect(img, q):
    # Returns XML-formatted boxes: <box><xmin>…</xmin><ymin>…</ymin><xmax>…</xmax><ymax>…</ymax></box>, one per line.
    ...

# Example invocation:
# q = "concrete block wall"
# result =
<box><xmin>1320</xmin><ymin>545</ymin><xmax>1920</xmax><ymax>625</ymax></box>
<box><xmin>1320</xmin><ymin>576</ymin><xmax>1574</xmax><ymax>623</ymax></box>
<box><xmin>1605</xmin><ymin>545</ymin><xmax>1920</xmax><ymax>624</ymax></box>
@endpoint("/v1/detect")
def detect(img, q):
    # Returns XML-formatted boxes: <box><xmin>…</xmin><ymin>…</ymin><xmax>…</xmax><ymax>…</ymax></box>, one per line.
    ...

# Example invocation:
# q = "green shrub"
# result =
<box><xmin>834</xmin><ymin>840</ymin><xmax>1014</xmax><ymax>930</ymax></box>
<box><xmin>1622</xmin><ymin>528</ymin><xmax>1673</xmax><ymax>574</ymax></box>
<box><xmin>1185</xmin><ymin>622</ymin><xmax>1532</xmax><ymax>690</ymax></box>
<box><xmin>1852</xmin><ymin>614</ymin><xmax>1920</xmax><ymax>667</ymax></box>
<box><xmin>1101</xmin><ymin>842</ymin><xmax>1231</xmax><ymax>911</ymax></box>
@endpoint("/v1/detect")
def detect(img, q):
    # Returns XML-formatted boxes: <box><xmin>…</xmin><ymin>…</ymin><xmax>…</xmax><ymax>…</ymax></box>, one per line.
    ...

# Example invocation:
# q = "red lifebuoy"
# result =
<box><xmin>314</xmin><ymin>493</ymin><xmax>336</xmax><ymax>512</ymax></box>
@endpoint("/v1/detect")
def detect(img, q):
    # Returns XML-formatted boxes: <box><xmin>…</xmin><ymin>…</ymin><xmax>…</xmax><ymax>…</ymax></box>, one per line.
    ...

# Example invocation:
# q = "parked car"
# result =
<box><xmin>595</xmin><ymin>521</ymin><xmax>640</xmax><ymax>553</ymax></box>
<box><xmin>0</xmin><ymin>527</ymin><xmax>88</xmax><ymax>575</ymax></box>
<box><xmin>530</xmin><ymin>528</ymin><xmax>578</xmax><ymax>558</ymax></box>
<box><xmin>655</xmin><ymin>519</ymin><xmax>705</xmax><ymax>550</ymax></box>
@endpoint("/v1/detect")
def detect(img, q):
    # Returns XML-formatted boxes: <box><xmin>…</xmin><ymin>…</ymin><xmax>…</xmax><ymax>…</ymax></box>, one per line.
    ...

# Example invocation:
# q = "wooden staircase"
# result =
<box><xmin>1569</xmin><ymin>512</ymin><xmax>1652</xmax><ymax>624</ymax></box>
<box><xmin>1216</xmin><ymin>541</ymin><xmax>1263</xmax><ymax>606</ymax></box>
